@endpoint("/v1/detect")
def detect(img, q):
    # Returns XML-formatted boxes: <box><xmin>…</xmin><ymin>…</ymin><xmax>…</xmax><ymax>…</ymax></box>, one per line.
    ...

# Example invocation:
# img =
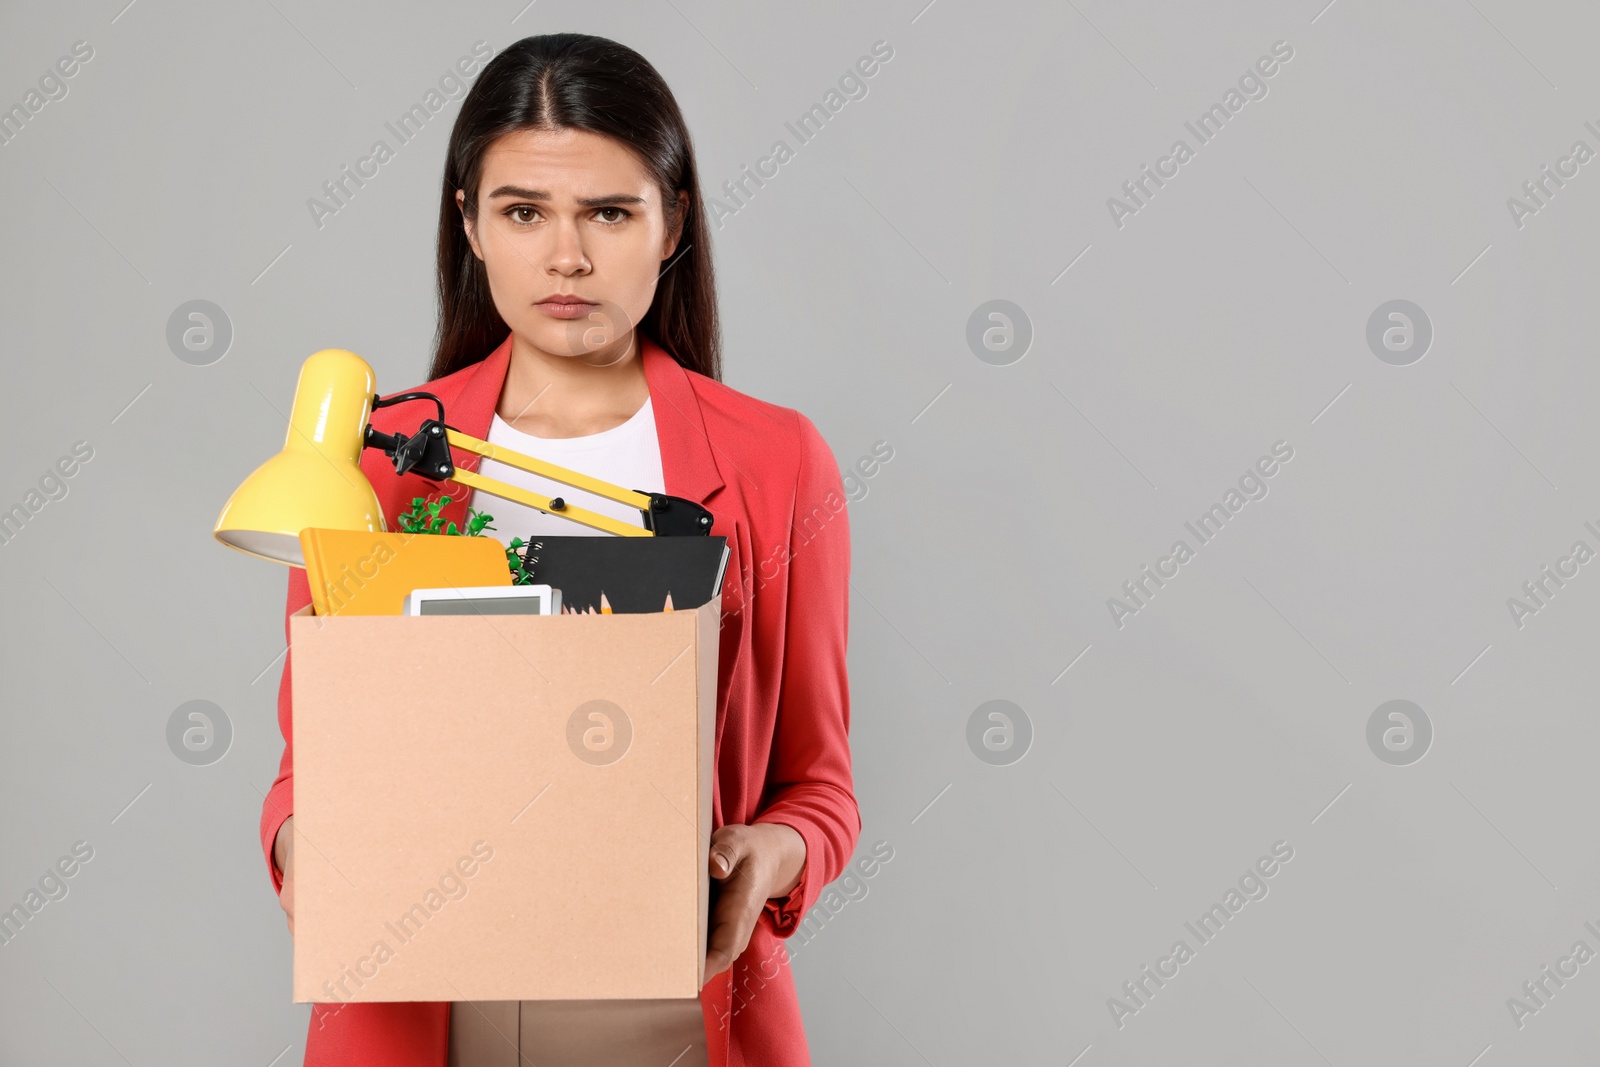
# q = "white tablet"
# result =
<box><xmin>403</xmin><ymin>584</ymin><xmax>562</xmax><ymax>617</ymax></box>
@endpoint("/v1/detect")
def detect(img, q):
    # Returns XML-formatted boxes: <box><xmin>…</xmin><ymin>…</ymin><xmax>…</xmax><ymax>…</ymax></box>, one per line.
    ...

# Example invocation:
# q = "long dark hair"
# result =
<box><xmin>429</xmin><ymin>33</ymin><xmax>720</xmax><ymax>382</ymax></box>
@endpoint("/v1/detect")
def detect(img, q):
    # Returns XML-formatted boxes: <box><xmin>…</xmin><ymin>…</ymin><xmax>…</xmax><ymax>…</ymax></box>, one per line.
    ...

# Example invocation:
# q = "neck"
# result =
<box><xmin>498</xmin><ymin>330</ymin><xmax>650</xmax><ymax>439</ymax></box>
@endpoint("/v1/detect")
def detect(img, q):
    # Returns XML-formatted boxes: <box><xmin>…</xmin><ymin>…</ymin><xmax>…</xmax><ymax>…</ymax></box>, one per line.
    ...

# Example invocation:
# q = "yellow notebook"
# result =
<box><xmin>299</xmin><ymin>529</ymin><xmax>512</xmax><ymax>616</ymax></box>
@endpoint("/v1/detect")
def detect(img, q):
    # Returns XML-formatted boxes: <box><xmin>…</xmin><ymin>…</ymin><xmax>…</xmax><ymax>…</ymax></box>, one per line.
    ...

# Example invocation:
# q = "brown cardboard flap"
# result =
<box><xmin>288</xmin><ymin>598</ymin><xmax>718</xmax><ymax>1004</ymax></box>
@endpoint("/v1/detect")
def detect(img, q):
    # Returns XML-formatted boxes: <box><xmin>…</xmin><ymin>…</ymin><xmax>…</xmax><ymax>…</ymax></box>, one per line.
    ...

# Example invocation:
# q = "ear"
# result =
<box><xmin>662</xmin><ymin>188</ymin><xmax>690</xmax><ymax>261</ymax></box>
<box><xmin>457</xmin><ymin>189</ymin><xmax>484</xmax><ymax>261</ymax></box>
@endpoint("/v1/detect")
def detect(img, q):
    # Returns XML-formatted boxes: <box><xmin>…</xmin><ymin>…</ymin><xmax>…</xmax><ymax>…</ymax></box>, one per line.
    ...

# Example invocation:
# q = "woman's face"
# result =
<box><xmin>458</xmin><ymin>126</ymin><xmax>685</xmax><ymax>364</ymax></box>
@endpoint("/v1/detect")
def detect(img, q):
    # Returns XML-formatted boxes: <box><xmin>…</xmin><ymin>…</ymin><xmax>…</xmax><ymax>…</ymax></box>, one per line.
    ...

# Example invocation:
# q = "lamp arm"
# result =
<box><xmin>360</xmin><ymin>391</ymin><xmax>713</xmax><ymax>537</ymax></box>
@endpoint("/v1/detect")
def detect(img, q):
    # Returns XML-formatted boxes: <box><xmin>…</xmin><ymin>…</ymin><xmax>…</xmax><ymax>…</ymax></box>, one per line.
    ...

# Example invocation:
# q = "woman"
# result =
<box><xmin>258</xmin><ymin>33</ymin><xmax>859</xmax><ymax>1067</ymax></box>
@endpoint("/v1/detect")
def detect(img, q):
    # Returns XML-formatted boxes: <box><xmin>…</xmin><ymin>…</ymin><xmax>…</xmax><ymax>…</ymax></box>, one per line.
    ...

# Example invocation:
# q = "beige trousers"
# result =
<box><xmin>447</xmin><ymin>998</ymin><xmax>710</xmax><ymax>1067</ymax></box>
<box><xmin>447</xmin><ymin>1001</ymin><xmax>523</xmax><ymax>1067</ymax></box>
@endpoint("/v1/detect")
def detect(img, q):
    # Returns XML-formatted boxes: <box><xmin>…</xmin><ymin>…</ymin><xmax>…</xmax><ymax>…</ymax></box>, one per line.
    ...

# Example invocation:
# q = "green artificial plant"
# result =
<box><xmin>394</xmin><ymin>494</ymin><xmax>534</xmax><ymax>584</ymax></box>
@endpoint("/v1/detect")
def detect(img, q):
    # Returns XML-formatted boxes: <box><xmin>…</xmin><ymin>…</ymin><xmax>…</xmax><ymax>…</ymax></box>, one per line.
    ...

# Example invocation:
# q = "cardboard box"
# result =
<box><xmin>287</xmin><ymin>598</ymin><xmax>718</xmax><ymax>1004</ymax></box>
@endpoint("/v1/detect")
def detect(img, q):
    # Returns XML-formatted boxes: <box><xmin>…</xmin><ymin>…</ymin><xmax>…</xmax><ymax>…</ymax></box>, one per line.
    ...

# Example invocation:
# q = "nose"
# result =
<box><xmin>547</xmin><ymin>215</ymin><xmax>590</xmax><ymax>276</ymax></box>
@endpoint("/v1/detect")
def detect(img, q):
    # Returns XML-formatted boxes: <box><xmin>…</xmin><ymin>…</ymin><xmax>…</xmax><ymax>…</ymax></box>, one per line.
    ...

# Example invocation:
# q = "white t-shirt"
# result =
<box><xmin>470</xmin><ymin>397</ymin><xmax>666</xmax><ymax>541</ymax></box>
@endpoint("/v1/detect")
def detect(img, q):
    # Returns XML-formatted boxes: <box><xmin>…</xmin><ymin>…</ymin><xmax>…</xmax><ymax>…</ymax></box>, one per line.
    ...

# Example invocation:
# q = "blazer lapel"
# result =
<box><xmin>642</xmin><ymin>336</ymin><xmax>726</xmax><ymax>511</ymax></box>
<box><xmin>429</xmin><ymin>333</ymin><xmax>512</xmax><ymax>531</ymax></box>
<box><xmin>444</xmin><ymin>333</ymin><xmax>514</xmax><ymax>460</ymax></box>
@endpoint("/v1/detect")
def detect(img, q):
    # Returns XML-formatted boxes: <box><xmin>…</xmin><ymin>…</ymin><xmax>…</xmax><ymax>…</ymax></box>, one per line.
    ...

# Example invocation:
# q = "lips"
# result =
<box><xmin>536</xmin><ymin>296</ymin><xmax>599</xmax><ymax>320</ymax></box>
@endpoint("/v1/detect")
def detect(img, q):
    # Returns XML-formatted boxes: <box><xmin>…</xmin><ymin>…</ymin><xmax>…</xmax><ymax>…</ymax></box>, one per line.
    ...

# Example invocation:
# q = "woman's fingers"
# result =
<box><xmin>276</xmin><ymin>817</ymin><xmax>296</xmax><ymax>937</ymax></box>
<box><xmin>704</xmin><ymin>868</ymin><xmax>763</xmax><ymax>978</ymax></box>
<box><xmin>273</xmin><ymin>816</ymin><xmax>295</xmax><ymax>875</ymax></box>
<box><xmin>707</xmin><ymin>824</ymin><xmax>741</xmax><ymax>880</ymax></box>
<box><xmin>282</xmin><ymin>849</ymin><xmax>295</xmax><ymax>935</ymax></box>
<box><xmin>704</xmin><ymin>826</ymin><xmax>765</xmax><ymax>978</ymax></box>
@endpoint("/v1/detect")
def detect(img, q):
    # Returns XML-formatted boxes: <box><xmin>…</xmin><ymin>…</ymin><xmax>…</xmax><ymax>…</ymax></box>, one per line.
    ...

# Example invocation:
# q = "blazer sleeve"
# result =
<box><xmin>752</xmin><ymin>410</ymin><xmax>862</xmax><ymax>936</ymax></box>
<box><xmin>259</xmin><ymin>566</ymin><xmax>313</xmax><ymax>893</ymax></box>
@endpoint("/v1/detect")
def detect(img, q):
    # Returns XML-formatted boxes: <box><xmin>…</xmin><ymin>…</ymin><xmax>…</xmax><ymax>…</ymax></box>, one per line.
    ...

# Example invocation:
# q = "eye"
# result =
<box><xmin>595</xmin><ymin>206</ymin><xmax>631</xmax><ymax>224</ymax></box>
<box><xmin>505</xmin><ymin>205</ymin><xmax>540</xmax><ymax>225</ymax></box>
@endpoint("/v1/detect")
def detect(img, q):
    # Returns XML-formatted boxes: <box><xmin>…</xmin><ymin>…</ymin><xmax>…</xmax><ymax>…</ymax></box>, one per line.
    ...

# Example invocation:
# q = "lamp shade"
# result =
<box><xmin>214</xmin><ymin>348</ymin><xmax>386</xmax><ymax>566</ymax></box>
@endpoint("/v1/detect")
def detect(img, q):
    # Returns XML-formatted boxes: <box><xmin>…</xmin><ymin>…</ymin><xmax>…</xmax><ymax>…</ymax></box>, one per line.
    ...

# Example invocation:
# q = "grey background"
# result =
<box><xmin>1</xmin><ymin>0</ymin><xmax>1596</xmax><ymax>1063</ymax></box>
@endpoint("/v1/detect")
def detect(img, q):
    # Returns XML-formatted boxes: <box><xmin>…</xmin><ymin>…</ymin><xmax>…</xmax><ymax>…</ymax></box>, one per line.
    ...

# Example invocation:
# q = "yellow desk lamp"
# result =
<box><xmin>214</xmin><ymin>348</ymin><xmax>713</xmax><ymax>567</ymax></box>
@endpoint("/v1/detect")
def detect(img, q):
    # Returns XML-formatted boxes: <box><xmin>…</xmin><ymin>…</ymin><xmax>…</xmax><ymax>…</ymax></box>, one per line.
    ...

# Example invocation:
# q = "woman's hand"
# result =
<box><xmin>703</xmin><ymin>822</ymin><xmax>806</xmax><ymax>982</ymax></box>
<box><xmin>273</xmin><ymin>816</ymin><xmax>295</xmax><ymax>936</ymax></box>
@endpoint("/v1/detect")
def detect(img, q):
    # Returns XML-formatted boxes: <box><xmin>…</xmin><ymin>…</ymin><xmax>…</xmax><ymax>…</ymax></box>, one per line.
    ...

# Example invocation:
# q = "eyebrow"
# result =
<box><xmin>484</xmin><ymin>184</ymin><xmax>647</xmax><ymax>207</ymax></box>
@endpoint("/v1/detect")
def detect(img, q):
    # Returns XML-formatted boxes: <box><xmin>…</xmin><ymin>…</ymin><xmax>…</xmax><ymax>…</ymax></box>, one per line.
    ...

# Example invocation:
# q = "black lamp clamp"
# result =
<box><xmin>363</xmin><ymin>392</ymin><xmax>713</xmax><ymax>537</ymax></box>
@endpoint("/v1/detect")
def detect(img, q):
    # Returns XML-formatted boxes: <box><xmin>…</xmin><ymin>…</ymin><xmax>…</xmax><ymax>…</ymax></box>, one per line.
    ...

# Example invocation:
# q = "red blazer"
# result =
<box><xmin>258</xmin><ymin>333</ymin><xmax>860</xmax><ymax>1066</ymax></box>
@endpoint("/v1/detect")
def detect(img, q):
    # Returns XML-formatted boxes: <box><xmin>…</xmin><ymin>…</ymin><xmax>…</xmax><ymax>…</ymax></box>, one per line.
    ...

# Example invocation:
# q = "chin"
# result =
<box><xmin>515</xmin><ymin>318</ymin><xmax>632</xmax><ymax>362</ymax></box>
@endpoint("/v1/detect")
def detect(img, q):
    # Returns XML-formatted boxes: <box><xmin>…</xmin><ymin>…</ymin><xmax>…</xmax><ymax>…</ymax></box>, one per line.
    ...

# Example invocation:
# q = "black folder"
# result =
<box><xmin>514</xmin><ymin>535</ymin><xmax>729</xmax><ymax>614</ymax></box>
